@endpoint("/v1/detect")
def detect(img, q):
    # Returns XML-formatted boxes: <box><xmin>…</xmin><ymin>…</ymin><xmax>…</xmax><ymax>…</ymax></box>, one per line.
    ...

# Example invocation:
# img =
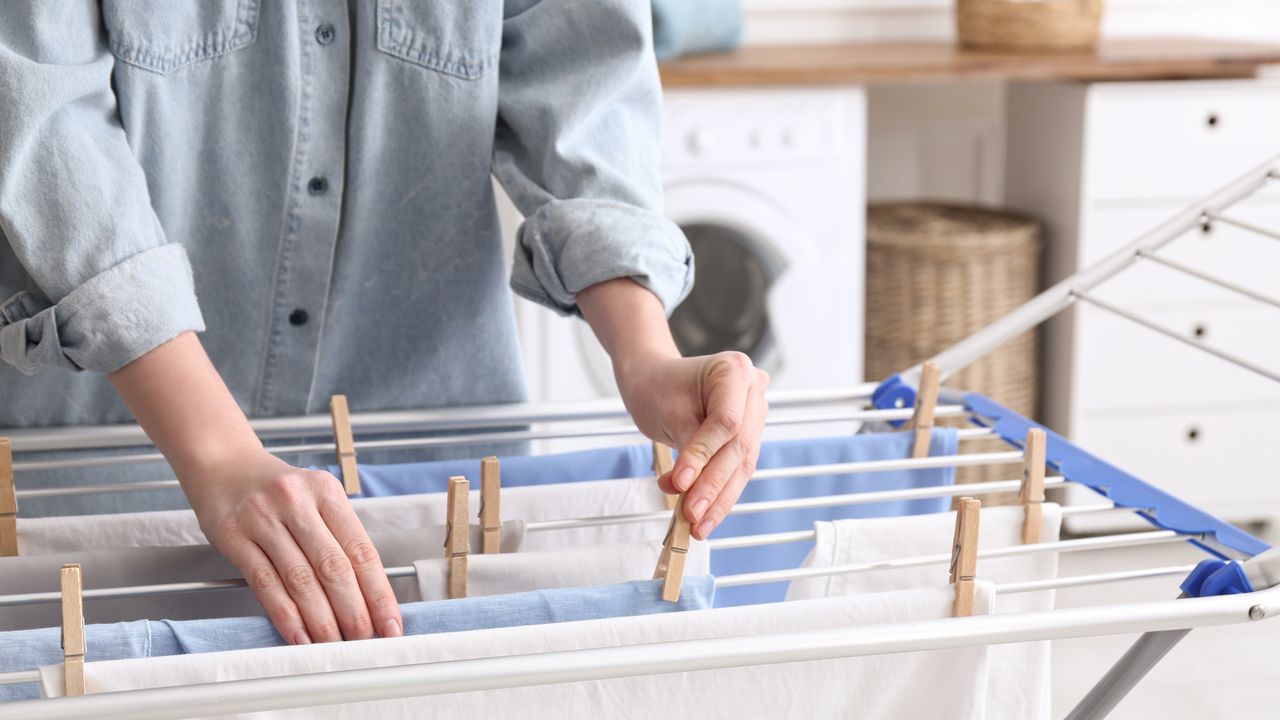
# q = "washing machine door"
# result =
<box><xmin>572</xmin><ymin>179</ymin><xmax>822</xmax><ymax>395</ymax></box>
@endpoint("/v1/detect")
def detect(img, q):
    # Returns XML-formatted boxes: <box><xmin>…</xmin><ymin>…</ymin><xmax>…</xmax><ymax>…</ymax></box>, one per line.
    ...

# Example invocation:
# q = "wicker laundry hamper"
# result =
<box><xmin>957</xmin><ymin>0</ymin><xmax>1103</xmax><ymax>53</ymax></box>
<box><xmin>865</xmin><ymin>203</ymin><xmax>1042</xmax><ymax>502</ymax></box>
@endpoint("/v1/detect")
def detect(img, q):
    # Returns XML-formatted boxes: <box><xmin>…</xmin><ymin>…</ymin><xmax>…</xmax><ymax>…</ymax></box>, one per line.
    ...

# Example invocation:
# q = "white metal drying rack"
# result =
<box><xmin>0</xmin><ymin>155</ymin><xmax>1277</xmax><ymax>719</ymax></box>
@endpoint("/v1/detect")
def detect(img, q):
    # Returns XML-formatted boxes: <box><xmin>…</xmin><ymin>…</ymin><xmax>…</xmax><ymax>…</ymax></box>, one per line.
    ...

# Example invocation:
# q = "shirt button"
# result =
<box><xmin>288</xmin><ymin>309</ymin><xmax>309</xmax><ymax>326</ymax></box>
<box><xmin>307</xmin><ymin>176</ymin><xmax>329</xmax><ymax>196</ymax></box>
<box><xmin>315</xmin><ymin>23</ymin><xmax>336</xmax><ymax>45</ymax></box>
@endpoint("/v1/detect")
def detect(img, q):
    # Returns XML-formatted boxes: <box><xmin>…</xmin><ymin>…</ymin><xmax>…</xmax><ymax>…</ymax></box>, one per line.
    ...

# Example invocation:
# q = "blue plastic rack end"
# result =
<box><xmin>872</xmin><ymin>374</ymin><xmax>915</xmax><ymax>428</ymax></box>
<box><xmin>964</xmin><ymin>393</ymin><xmax>1270</xmax><ymax>561</ymax></box>
<box><xmin>1180</xmin><ymin>559</ymin><xmax>1253</xmax><ymax>598</ymax></box>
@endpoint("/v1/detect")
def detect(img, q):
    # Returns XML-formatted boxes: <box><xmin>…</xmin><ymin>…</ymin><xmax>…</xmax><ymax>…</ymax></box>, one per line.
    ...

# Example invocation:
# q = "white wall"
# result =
<box><xmin>741</xmin><ymin>0</ymin><xmax>1280</xmax><ymax>204</ymax></box>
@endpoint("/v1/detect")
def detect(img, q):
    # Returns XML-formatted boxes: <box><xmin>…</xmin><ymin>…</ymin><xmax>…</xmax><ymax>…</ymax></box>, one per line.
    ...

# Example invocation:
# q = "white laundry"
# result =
<box><xmin>41</xmin><ymin>583</ymin><xmax>995</xmax><ymax>719</ymax></box>
<box><xmin>413</xmin><ymin>540</ymin><xmax>710</xmax><ymax>600</ymax></box>
<box><xmin>0</xmin><ymin>522</ymin><xmax>523</xmax><ymax>630</ymax></box>
<box><xmin>16</xmin><ymin>477</ymin><xmax>668</xmax><ymax>554</ymax></box>
<box><xmin>785</xmin><ymin>504</ymin><xmax>1062</xmax><ymax>720</ymax></box>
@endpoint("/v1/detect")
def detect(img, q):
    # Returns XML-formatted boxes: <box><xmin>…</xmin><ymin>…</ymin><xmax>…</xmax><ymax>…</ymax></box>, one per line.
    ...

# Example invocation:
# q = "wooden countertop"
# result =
<box><xmin>659</xmin><ymin>38</ymin><xmax>1280</xmax><ymax>87</ymax></box>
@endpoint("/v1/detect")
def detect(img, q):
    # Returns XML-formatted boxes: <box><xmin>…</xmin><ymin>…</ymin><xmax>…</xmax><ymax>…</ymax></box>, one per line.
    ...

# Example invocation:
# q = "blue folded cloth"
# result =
<box><xmin>320</xmin><ymin>430</ymin><xmax>959</xmax><ymax>608</ymax></box>
<box><xmin>0</xmin><ymin>576</ymin><xmax>714</xmax><ymax>702</ymax></box>
<box><xmin>652</xmin><ymin>0</ymin><xmax>743</xmax><ymax>61</ymax></box>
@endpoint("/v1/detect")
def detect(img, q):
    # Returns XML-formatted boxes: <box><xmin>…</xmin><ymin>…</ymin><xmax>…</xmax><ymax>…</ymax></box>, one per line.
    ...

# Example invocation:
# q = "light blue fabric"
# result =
<box><xmin>321</xmin><ymin>430</ymin><xmax>958</xmax><ymax>607</ymax></box>
<box><xmin>651</xmin><ymin>0</ymin><xmax>743</xmax><ymax>61</ymax></box>
<box><xmin>0</xmin><ymin>576</ymin><xmax>714</xmax><ymax>702</ymax></box>
<box><xmin>327</xmin><ymin>443</ymin><xmax>652</xmax><ymax>498</ymax></box>
<box><xmin>0</xmin><ymin>0</ymin><xmax>693</xmax><ymax>515</ymax></box>
<box><xmin>712</xmin><ymin>429</ymin><xmax>957</xmax><ymax>607</ymax></box>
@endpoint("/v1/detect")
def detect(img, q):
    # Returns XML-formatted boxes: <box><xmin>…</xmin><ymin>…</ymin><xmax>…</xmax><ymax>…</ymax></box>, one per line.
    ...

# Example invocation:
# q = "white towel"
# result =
<box><xmin>785</xmin><ymin>504</ymin><xmax>1062</xmax><ymax>720</ymax></box>
<box><xmin>0</xmin><ymin>522</ymin><xmax>524</xmax><ymax>630</ymax></box>
<box><xmin>412</xmin><ymin>540</ymin><xmax>710</xmax><ymax>600</ymax></box>
<box><xmin>16</xmin><ymin>477</ymin><xmax>668</xmax><ymax>554</ymax></box>
<box><xmin>41</xmin><ymin>583</ymin><xmax>995</xmax><ymax>719</ymax></box>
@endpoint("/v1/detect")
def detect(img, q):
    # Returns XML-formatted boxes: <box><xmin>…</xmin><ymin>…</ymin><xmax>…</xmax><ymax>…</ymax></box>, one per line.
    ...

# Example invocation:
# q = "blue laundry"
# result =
<box><xmin>320</xmin><ymin>431</ymin><xmax>958</xmax><ymax>608</ymax></box>
<box><xmin>0</xmin><ymin>576</ymin><xmax>714</xmax><ymax>702</ymax></box>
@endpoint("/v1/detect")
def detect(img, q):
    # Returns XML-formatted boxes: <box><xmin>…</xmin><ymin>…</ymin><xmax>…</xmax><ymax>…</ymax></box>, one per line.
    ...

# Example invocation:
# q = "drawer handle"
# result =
<box><xmin>1206</xmin><ymin>113</ymin><xmax>1220</xmax><ymax>129</ymax></box>
<box><xmin>1186</xmin><ymin>426</ymin><xmax>1201</xmax><ymax>443</ymax></box>
<box><xmin>1192</xmin><ymin>323</ymin><xmax>1208</xmax><ymax>339</ymax></box>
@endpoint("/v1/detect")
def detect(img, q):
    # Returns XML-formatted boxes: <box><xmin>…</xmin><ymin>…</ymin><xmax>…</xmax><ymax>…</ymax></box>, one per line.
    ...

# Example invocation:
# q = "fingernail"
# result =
<box><xmin>293</xmin><ymin>630</ymin><xmax>312</xmax><ymax>646</ymax></box>
<box><xmin>382</xmin><ymin>618</ymin><xmax>403</xmax><ymax>638</ymax></box>
<box><xmin>697</xmin><ymin>519</ymin><xmax>716</xmax><ymax>539</ymax></box>
<box><xmin>674</xmin><ymin>467</ymin><xmax>696</xmax><ymax>491</ymax></box>
<box><xmin>691</xmin><ymin>498</ymin><xmax>710</xmax><ymax>521</ymax></box>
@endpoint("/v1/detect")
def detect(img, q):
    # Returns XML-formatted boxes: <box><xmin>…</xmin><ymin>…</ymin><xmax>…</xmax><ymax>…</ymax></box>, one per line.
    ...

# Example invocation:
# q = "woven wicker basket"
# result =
<box><xmin>957</xmin><ymin>0</ymin><xmax>1103</xmax><ymax>52</ymax></box>
<box><xmin>865</xmin><ymin>203</ymin><xmax>1042</xmax><ymax>501</ymax></box>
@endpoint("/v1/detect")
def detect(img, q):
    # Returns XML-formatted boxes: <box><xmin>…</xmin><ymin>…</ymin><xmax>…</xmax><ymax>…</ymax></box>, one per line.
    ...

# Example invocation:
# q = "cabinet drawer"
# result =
<box><xmin>1070</xmin><ymin>408</ymin><xmax>1280</xmax><ymax>521</ymax></box>
<box><xmin>1080</xmin><ymin>201</ymin><xmax>1280</xmax><ymax>307</ymax></box>
<box><xmin>1074</xmin><ymin>302</ymin><xmax>1280</xmax><ymax>411</ymax></box>
<box><xmin>1084</xmin><ymin>81</ymin><xmax>1280</xmax><ymax>202</ymax></box>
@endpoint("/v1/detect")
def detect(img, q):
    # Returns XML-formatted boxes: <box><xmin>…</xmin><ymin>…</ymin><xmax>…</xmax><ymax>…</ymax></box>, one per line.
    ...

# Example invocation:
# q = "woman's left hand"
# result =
<box><xmin>615</xmin><ymin>351</ymin><xmax>769</xmax><ymax>540</ymax></box>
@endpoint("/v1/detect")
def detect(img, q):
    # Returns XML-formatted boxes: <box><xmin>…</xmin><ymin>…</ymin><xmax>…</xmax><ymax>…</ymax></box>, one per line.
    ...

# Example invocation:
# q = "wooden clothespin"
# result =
<box><xmin>445</xmin><ymin>476</ymin><xmax>469</xmax><ymax>599</ymax></box>
<box><xmin>329</xmin><ymin>395</ymin><xmax>360</xmax><ymax>496</ymax></box>
<box><xmin>652</xmin><ymin>441</ymin><xmax>677</xmax><ymax>510</ymax></box>
<box><xmin>61</xmin><ymin>563</ymin><xmax>86</xmax><ymax>697</ymax></box>
<box><xmin>908</xmin><ymin>362</ymin><xmax>942</xmax><ymax>459</ymax></box>
<box><xmin>480</xmin><ymin>456</ymin><xmax>501</xmax><ymax>555</ymax></box>
<box><xmin>652</xmin><ymin>497</ymin><xmax>692</xmax><ymax>603</ymax></box>
<box><xmin>949</xmin><ymin>497</ymin><xmax>981</xmax><ymax>618</ymax></box>
<box><xmin>1019</xmin><ymin>428</ymin><xmax>1048</xmax><ymax>545</ymax></box>
<box><xmin>0</xmin><ymin>438</ymin><xmax>16</xmax><ymax>557</ymax></box>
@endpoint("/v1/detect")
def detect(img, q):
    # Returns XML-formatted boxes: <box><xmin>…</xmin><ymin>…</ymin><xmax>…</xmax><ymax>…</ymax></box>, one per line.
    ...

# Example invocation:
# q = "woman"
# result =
<box><xmin>0</xmin><ymin>2</ymin><xmax>767</xmax><ymax>645</ymax></box>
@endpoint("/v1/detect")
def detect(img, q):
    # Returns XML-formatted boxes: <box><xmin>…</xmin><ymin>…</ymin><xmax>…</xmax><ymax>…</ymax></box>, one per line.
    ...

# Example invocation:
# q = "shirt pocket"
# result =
<box><xmin>101</xmin><ymin>0</ymin><xmax>260</xmax><ymax>75</ymax></box>
<box><xmin>375</xmin><ymin>0</ymin><xmax>502</xmax><ymax>80</ymax></box>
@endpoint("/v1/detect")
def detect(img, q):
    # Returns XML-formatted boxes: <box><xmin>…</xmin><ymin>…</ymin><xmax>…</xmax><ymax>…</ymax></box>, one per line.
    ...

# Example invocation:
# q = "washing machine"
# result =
<box><xmin>502</xmin><ymin>87</ymin><xmax>868</xmax><ymax>446</ymax></box>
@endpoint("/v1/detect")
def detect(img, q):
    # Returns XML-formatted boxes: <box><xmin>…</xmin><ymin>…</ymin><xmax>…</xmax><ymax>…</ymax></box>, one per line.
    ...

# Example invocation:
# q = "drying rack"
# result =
<box><xmin>0</xmin><ymin>155</ymin><xmax>1277</xmax><ymax>719</ymax></box>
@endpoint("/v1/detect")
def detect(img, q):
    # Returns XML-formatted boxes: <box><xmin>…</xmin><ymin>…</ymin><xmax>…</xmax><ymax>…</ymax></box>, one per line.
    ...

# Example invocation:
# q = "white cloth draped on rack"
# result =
<box><xmin>0</xmin><ymin>522</ymin><xmax>524</xmax><ymax>630</ymax></box>
<box><xmin>15</xmin><ymin>477</ymin><xmax>668</xmax><ymax>554</ymax></box>
<box><xmin>785</xmin><ymin>504</ymin><xmax>1063</xmax><ymax>720</ymax></box>
<box><xmin>40</xmin><ymin>583</ymin><xmax>997</xmax><ymax>719</ymax></box>
<box><xmin>412</xmin><ymin>540</ymin><xmax>710</xmax><ymax>600</ymax></box>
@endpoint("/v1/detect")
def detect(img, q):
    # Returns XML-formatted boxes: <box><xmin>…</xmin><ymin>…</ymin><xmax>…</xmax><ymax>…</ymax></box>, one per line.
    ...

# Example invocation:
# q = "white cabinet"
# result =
<box><xmin>1006</xmin><ymin>79</ymin><xmax>1280</xmax><ymax>523</ymax></box>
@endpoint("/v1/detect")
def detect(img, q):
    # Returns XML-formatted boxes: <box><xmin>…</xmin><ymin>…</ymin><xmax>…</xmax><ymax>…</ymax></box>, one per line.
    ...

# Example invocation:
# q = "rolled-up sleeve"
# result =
<box><xmin>0</xmin><ymin>2</ymin><xmax>203</xmax><ymax>375</ymax></box>
<box><xmin>493</xmin><ymin>0</ymin><xmax>694</xmax><ymax>317</ymax></box>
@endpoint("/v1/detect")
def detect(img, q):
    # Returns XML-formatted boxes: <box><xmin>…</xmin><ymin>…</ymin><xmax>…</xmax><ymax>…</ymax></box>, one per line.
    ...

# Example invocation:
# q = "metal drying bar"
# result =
<box><xmin>0</xmin><ymin>510</ymin><xmax>1186</xmax><ymax>608</ymax></box>
<box><xmin>2</xmin><ymin>581</ymin><xmax>1275</xmax><ymax>720</ymax></box>
<box><xmin>9</xmin><ymin>404</ymin><xmax>975</xmax><ymax>474</ymax></box>
<box><xmin>1</xmin><ymin>386</ymin><xmax>883</xmax><ymax>454</ymax></box>
<box><xmin>11</xmin><ymin>439</ymin><xmax>1012</xmax><ymax>501</ymax></box>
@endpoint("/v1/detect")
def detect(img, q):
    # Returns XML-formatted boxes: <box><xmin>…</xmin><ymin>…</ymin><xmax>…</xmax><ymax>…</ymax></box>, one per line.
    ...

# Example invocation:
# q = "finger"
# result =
<box><xmin>251</xmin><ymin>519</ymin><xmax>344</xmax><ymax>643</ymax></box>
<box><xmin>284</xmin><ymin>505</ymin><xmax>377</xmax><ymax>641</ymax></box>
<box><xmin>688</xmin><ymin>374</ymin><xmax>768</xmax><ymax>540</ymax></box>
<box><xmin>670</xmin><ymin>353</ymin><xmax>753</xmax><ymax>493</ymax></box>
<box><xmin>656</xmin><ymin>470</ymin><xmax>678</xmax><ymax>495</ymax></box>
<box><xmin>317</xmin><ymin>494</ymin><xmax>404</xmax><ymax>639</ymax></box>
<box><xmin>220</xmin><ymin>536</ymin><xmax>310</xmax><ymax>646</ymax></box>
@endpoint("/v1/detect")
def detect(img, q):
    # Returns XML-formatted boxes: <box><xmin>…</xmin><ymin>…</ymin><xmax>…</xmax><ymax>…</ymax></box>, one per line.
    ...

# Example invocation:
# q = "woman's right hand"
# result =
<box><xmin>187</xmin><ymin>451</ymin><xmax>403</xmax><ymax>645</ymax></box>
<box><xmin>108</xmin><ymin>332</ymin><xmax>402</xmax><ymax>645</ymax></box>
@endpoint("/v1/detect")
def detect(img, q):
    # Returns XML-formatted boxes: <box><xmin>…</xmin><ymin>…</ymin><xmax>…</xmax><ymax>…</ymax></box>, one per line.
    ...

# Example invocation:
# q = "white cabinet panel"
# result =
<box><xmin>1084</xmin><ymin>81</ymin><xmax>1280</xmax><ymax>202</ymax></box>
<box><xmin>1075</xmin><ymin>302</ymin><xmax>1280</xmax><ymax>412</ymax></box>
<box><xmin>1071</xmin><ymin>408</ymin><xmax>1280</xmax><ymax>521</ymax></box>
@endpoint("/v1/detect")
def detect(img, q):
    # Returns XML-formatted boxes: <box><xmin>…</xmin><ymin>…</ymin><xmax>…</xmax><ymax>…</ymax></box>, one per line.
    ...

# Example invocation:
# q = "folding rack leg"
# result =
<box><xmin>1065</xmin><ymin>625</ymin><xmax>1190</xmax><ymax>720</ymax></box>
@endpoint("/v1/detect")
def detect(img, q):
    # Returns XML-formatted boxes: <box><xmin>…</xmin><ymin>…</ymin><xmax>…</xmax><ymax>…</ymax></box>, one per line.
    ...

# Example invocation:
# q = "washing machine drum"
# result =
<box><xmin>669</xmin><ymin>223</ymin><xmax>786</xmax><ymax>372</ymax></box>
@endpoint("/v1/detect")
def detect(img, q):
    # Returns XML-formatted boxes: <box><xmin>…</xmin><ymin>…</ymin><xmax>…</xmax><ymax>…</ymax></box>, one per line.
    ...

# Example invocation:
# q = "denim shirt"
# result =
<box><xmin>0</xmin><ymin>0</ymin><xmax>693</xmax><ymax>428</ymax></box>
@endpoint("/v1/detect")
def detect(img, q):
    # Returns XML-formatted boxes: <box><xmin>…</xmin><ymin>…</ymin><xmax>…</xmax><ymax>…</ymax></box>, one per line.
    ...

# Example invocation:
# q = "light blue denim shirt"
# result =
<box><xmin>0</xmin><ymin>1</ymin><xmax>693</xmax><ymax>431</ymax></box>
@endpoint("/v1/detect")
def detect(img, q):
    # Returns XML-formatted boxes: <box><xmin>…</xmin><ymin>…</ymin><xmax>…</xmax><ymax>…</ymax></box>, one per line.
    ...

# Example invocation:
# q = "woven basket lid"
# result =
<box><xmin>867</xmin><ymin>202</ymin><xmax>1040</xmax><ymax>258</ymax></box>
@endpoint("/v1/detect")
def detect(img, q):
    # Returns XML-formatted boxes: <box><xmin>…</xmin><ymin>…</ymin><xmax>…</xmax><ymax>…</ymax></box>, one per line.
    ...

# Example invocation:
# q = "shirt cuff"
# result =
<box><xmin>510</xmin><ymin>198</ymin><xmax>694</xmax><ymax>317</ymax></box>
<box><xmin>0</xmin><ymin>244</ymin><xmax>205</xmax><ymax>374</ymax></box>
